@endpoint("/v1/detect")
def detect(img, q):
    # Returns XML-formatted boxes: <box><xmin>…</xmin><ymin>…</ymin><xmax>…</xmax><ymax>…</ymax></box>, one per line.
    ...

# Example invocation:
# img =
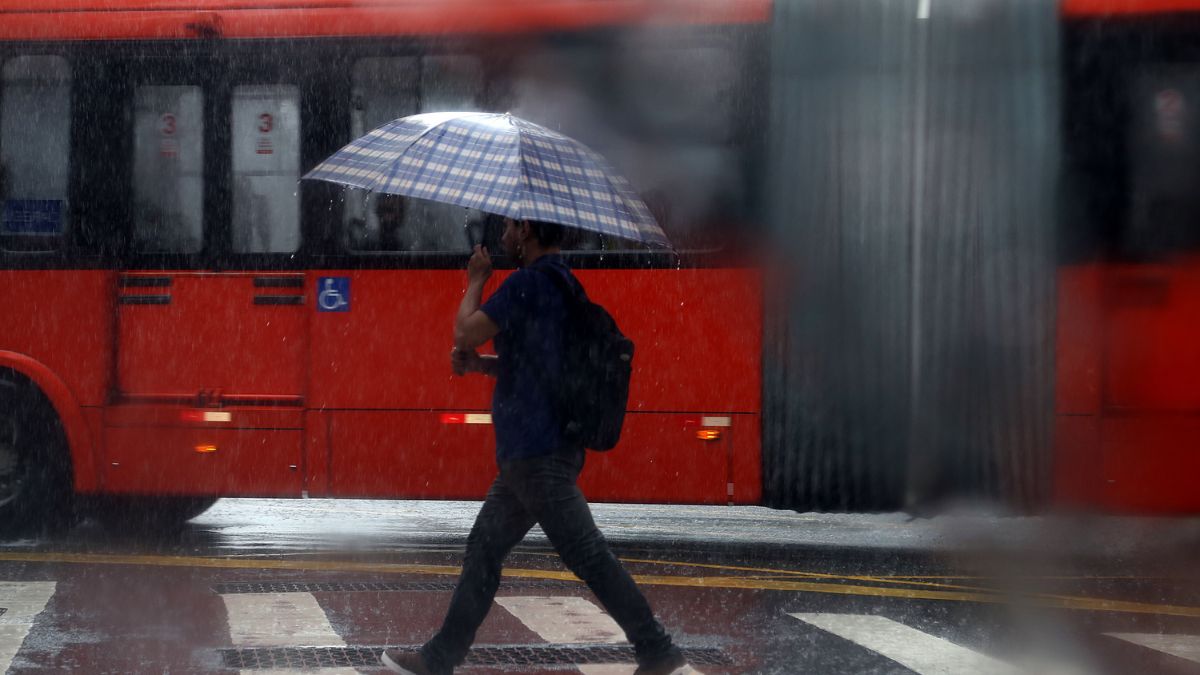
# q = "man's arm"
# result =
<box><xmin>454</xmin><ymin>245</ymin><xmax>500</xmax><ymax>351</ymax></box>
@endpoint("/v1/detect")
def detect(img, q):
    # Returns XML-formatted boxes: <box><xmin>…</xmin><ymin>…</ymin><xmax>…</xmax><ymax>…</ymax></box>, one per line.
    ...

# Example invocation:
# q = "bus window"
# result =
<box><xmin>345</xmin><ymin>55</ymin><xmax>482</xmax><ymax>254</ymax></box>
<box><xmin>505</xmin><ymin>33</ymin><xmax>745</xmax><ymax>253</ymax></box>
<box><xmin>232</xmin><ymin>85</ymin><xmax>300</xmax><ymax>254</ymax></box>
<box><xmin>1127</xmin><ymin>70</ymin><xmax>1200</xmax><ymax>259</ymax></box>
<box><xmin>411</xmin><ymin>55</ymin><xmax>483</xmax><ymax>251</ymax></box>
<box><xmin>612</xmin><ymin>37</ymin><xmax>741</xmax><ymax>251</ymax></box>
<box><xmin>0</xmin><ymin>56</ymin><xmax>70</xmax><ymax>253</ymax></box>
<box><xmin>352</xmin><ymin>57</ymin><xmax>419</xmax><ymax>137</ymax></box>
<box><xmin>131</xmin><ymin>86</ymin><xmax>203</xmax><ymax>253</ymax></box>
<box><xmin>421</xmin><ymin>55</ymin><xmax>483</xmax><ymax>113</ymax></box>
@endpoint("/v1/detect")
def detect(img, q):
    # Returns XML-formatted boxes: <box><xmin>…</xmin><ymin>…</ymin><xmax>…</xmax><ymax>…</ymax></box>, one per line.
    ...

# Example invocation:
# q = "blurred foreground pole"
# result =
<box><xmin>763</xmin><ymin>0</ymin><xmax>1059</xmax><ymax>512</ymax></box>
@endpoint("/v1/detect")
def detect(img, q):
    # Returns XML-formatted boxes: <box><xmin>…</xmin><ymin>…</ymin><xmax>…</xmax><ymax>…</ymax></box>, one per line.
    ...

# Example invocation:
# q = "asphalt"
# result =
<box><xmin>0</xmin><ymin>499</ymin><xmax>1198</xmax><ymax>674</ymax></box>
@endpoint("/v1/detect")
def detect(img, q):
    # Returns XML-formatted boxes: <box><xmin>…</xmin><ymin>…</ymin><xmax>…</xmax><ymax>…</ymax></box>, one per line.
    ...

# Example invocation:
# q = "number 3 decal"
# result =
<box><xmin>258</xmin><ymin>113</ymin><xmax>273</xmax><ymax>133</ymax></box>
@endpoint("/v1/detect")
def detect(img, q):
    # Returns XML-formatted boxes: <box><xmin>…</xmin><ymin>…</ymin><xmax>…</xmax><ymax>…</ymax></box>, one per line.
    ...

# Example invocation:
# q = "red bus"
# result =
<box><xmin>0</xmin><ymin>0</ymin><xmax>771</xmax><ymax>531</ymax></box>
<box><xmin>7</xmin><ymin>0</ymin><xmax>1200</xmax><ymax>532</ymax></box>
<box><xmin>1058</xmin><ymin>0</ymin><xmax>1200</xmax><ymax>513</ymax></box>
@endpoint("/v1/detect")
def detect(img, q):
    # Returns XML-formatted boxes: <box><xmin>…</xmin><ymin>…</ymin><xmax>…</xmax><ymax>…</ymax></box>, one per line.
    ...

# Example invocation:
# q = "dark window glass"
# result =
<box><xmin>1</xmin><ymin>56</ymin><xmax>71</xmax><ymax>253</ymax></box>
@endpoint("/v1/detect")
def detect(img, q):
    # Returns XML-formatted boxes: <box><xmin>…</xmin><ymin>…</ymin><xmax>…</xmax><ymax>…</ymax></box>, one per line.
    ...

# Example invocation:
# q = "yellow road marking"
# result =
<box><xmin>616</xmin><ymin>556</ymin><xmax>1170</xmax><ymax>600</ymax></box>
<box><xmin>1</xmin><ymin>551</ymin><xmax>1197</xmax><ymax>618</ymax></box>
<box><xmin>619</xmin><ymin>556</ymin><xmax>1002</xmax><ymax>594</ymax></box>
<box><xmin>882</xmin><ymin>575</ymin><xmax>1169</xmax><ymax>581</ymax></box>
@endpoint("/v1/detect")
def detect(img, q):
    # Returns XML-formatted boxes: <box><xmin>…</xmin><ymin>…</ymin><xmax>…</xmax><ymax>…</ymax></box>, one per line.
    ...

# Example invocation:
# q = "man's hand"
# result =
<box><xmin>451</xmin><ymin>348</ymin><xmax>498</xmax><ymax>377</ymax></box>
<box><xmin>451</xmin><ymin>347</ymin><xmax>477</xmax><ymax>376</ymax></box>
<box><xmin>467</xmin><ymin>245</ymin><xmax>492</xmax><ymax>285</ymax></box>
<box><xmin>454</xmin><ymin>245</ymin><xmax>501</xmax><ymax>352</ymax></box>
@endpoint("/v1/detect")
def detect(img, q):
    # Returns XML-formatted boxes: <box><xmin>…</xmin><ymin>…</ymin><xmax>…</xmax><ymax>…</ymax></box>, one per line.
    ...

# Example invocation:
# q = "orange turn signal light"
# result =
<box><xmin>195</xmin><ymin>444</ymin><xmax>218</xmax><ymax>454</ymax></box>
<box><xmin>696</xmin><ymin>429</ymin><xmax>721</xmax><ymax>441</ymax></box>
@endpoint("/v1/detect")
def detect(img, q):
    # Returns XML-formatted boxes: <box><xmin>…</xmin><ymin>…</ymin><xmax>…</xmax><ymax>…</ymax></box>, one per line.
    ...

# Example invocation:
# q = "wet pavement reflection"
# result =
<box><xmin>1</xmin><ymin>500</ymin><xmax>1199</xmax><ymax>674</ymax></box>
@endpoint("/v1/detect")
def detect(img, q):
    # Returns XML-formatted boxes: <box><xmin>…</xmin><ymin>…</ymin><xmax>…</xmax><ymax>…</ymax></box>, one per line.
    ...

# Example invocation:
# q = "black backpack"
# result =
<box><xmin>535</xmin><ymin>266</ymin><xmax>634</xmax><ymax>451</ymax></box>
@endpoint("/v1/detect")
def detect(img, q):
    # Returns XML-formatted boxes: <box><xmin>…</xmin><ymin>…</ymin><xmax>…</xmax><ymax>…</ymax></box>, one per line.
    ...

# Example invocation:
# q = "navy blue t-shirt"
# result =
<box><xmin>480</xmin><ymin>254</ymin><xmax>573</xmax><ymax>461</ymax></box>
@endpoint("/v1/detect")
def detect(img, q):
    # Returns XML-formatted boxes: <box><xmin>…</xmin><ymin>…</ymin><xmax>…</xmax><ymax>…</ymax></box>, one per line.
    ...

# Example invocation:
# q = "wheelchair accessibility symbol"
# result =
<box><xmin>317</xmin><ymin>277</ymin><xmax>350</xmax><ymax>312</ymax></box>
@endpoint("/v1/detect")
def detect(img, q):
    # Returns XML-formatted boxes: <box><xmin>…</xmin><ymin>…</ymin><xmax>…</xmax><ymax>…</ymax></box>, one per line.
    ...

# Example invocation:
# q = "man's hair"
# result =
<box><xmin>375</xmin><ymin>194</ymin><xmax>405</xmax><ymax>216</ymax></box>
<box><xmin>527</xmin><ymin>220</ymin><xmax>565</xmax><ymax>247</ymax></box>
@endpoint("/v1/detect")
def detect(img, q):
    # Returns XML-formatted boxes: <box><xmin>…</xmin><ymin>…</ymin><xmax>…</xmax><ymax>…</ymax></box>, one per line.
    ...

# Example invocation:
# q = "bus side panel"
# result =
<box><xmin>1055</xmin><ymin>259</ymin><xmax>1200</xmax><ymax>512</ymax></box>
<box><xmin>1054</xmin><ymin>415</ymin><xmax>1102</xmax><ymax>507</ymax></box>
<box><xmin>586</xmin><ymin>268</ymin><xmax>763</xmax><ymax>415</ymax></box>
<box><xmin>0</xmin><ymin>270</ymin><xmax>115</xmax><ymax>406</ymax></box>
<box><xmin>305</xmin><ymin>409</ymin><xmax>332</xmax><ymax>497</ymax></box>
<box><xmin>581</xmin><ymin>414</ymin><xmax>730</xmax><ymax>504</ymax></box>
<box><xmin>579</xmin><ymin>412</ymin><xmax>762</xmax><ymax>505</ymax></box>
<box><xmin>1101</xmin><ymin>417</ymin><xmax>1200</xmax><ymax>513</ymax></box>
<box><xmin>327</xmin><ymin>411</ymin><xmax>496</xmax><ymax>499</ymax></box>
<box><xmin>308</xmin><ymin>270</ymin><xmax>493</xmax><ymax>412</ymax></box>
<box><xmin>311</xmin><ymin>267</ymin><xmax>763</xmax><ymax>503</ymax></box>
<box><xmin>1055</xmin><ymin>264</ymin><xmax>1103</xmax><ymax>416</ymax></box>
<box><xmin>1053</xmin><ymin>264</ymin><xmax>1104</xmax><ymax>507</ymax></box>
<box><xmin>0</xmin><ymin>1</ymin><xmax>772</xmax><ymax>41</ymax></box>
<box><xmin>731</xmin><ymin>417</ymin><xmax>762</xmax><ymax>505</ymax></box>
<box><xmin>0</xmin><ymin>270</ymin><xmax>114</xmax><ymax>491</ymax></box>
<box><xmin>1104</xmin><ymin>260</ymin><xmax>1200</xmax><ymax>411</ymax></box>
<box><xmin>326</xmin><ymin>411</ymin><xmax>763</xmax><ymax>504</ymax></box>
<box><xmin>102</xmin><ymin>407</ymin><xmax>305</xmax><ymax>496</ymax></box>
<box><xmin>307</xmin><ymin>267</ymin><xmax>763</xmax><ymax>412</ymax></box>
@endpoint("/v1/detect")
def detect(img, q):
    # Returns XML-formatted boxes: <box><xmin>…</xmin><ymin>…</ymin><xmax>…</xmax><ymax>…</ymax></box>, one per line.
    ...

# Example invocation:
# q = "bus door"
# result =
<box><xmin>109</xmin><ymin>79</ymin><xmax>307</xmax><ymax>496</ymax></box>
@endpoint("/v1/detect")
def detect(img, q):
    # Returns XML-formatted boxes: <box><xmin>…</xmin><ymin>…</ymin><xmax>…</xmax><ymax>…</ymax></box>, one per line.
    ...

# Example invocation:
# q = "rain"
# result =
<box><xmin>0</xmin><ymin>0</ymin><xmax>1198</xmax><ymax>673</ymax></box>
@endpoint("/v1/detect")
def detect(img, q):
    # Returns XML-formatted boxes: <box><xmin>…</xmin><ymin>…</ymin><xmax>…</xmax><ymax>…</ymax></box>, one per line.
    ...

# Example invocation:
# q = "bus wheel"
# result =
<box><xmin>90</xmin><ymin>496</ymin><xmax>219</xmax><ymax>533</ymax></box>
<box><xmin>0</xmin><ymin>372</ymin><xmax>75</xmax><ymax>537</ymax></box>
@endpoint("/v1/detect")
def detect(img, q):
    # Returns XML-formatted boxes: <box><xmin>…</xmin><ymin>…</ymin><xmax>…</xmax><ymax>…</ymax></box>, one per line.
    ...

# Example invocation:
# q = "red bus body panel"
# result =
<box><xmin>3</xmin><ymin>265</ymin><xmax>761</xmax><ymax>503</ymax></box>
<box><xmin>1055</xmin><ymin>259</ymin><xmax>1200</xmax><ymax>513</ymax></box>
<box><xmin>1063</xmin><ymin>0</ymin><xmax>1200</xmax><ymax>17</ymax></box>
<box><xmin>308</xmin><ymin>267</ymin><xmax>763</xmax><ymax>504</ymax></box>
<box><xmin>0</xmin><ymin>271</ymin><xmax>115</xmax><ymax>492</ymax></box>
<box><xmin>117</xmin><ymin>273</ymin><xmax>308</xmax><ymax>401</ymax></box>
<box><xmin>0</xmin><ymin>0</ymin><xmax>771</xmax><ymax>41</ymax></box>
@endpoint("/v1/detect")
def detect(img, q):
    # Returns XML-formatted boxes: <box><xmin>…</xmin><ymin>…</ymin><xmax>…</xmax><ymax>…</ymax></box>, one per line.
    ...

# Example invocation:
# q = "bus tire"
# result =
<box><xmin>90</xmin><ymin>496</ymin><xmax>219</xmax><ymax>533</ymax></box>
<box><xmin>0</xmin><ymin>370</ymin><xmax>76</xmax><ymax>538</ymax></box>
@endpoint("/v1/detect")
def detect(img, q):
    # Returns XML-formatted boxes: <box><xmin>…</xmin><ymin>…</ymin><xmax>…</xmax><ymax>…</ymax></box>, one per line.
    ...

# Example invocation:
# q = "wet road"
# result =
<box><xmin>2</xmin><ymin>499</ymin><xmax>1200</xmax><ymax>674</ymax></box>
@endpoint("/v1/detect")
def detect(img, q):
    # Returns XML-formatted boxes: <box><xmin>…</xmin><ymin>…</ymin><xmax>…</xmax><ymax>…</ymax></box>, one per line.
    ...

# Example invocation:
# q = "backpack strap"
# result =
<box><xmin>533</xmin><ymin>263</ymin><xmax>583</xmax><ymax>306</ymax></box>
<box><xmin>530</xmin><ymin>263</ymin><xmax>583</xmax><ymax>444</ymax></box>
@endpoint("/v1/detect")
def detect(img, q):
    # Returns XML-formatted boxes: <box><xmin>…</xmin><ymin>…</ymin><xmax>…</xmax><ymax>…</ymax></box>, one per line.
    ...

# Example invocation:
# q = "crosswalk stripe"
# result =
<box><xmin>1105</xmin><ymin>633</ymin><xmax>1200</xmax><ymax>664</ymax></box>
<box><xmin>789</xmin><ymin>613</ymin><xmax>1022</xmax><ymax>675</ymax></box>
<box><xmin>578</xmin><ymin>665</ymin><xmax>641</xmax><ymax>675</ymax></box>
<box><xmin>221</xmin><ymin>591</ymin><xmax>345</xmax><ymax>647</ymax></box>
<box><xmin>496</xmin><ymin>596</ymin><xmax>626</xmax><ymax>644</ymax></box>
<box><xmin>251</xmin><ymin>671</ymin><xmax>361</xmax><ymax>675</ymax></box>
<box><xmin>0</xmin><ymin>581</ymin><xmax>56</xmax><ymax>673</ymax></box>
<box><xmin>496</xmin><ymin>595</ymin><xmax>703</xmax><ymax>675</ymax></box>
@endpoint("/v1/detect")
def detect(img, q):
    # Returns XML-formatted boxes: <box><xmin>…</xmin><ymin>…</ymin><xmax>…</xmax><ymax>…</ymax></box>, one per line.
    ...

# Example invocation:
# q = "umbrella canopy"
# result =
<box><xmin>303</xmin><ymin>112</ymin><xmax>670</xmax><ymax>248</ymax></box>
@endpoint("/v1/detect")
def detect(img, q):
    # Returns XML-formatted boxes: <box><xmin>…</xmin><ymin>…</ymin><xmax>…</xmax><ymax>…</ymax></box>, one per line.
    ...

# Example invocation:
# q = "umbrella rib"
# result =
<box><xmin>367</xmin><ymin>118</ymin><xmax>463</xmax><ymax>193</ymax></box>
<box><xmin>546</xmin><ymin>131</ymin><xmax>587</xmax><ymax>233</ymax></box>
<box><xmin>513</xmin><ymin>126</ymin><xmax>534</xmax><ymax>223</ymax></box>
<box><xmin>302</xmin><ymin>115</ymin><xmax>464</xmax><ymax>190</ymax></box>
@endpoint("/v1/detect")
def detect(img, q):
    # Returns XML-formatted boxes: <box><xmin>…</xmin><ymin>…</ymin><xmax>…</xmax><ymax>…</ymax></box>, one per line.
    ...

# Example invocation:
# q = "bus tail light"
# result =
<box><xmin>181</xmin><ymin>410</ymin><xmax>232</xmax><ymax>423</ymax></box>
<box><xmin>696</xmin><ymin>430</ymin><xmax>722</xmax><ymax>441</ymax></box>
<box><xmin>195</xmin><ymin>444</ymin><xmax>218</xmax><ymax>453</ymax></box>
<box><xmin>440</xmin><ymin>413</ymin><xmax>492</xmax><ymax>424</ymax></box>
<box><xmin>682</xmin><ymin>416</ymin><xmax>732</xmax><ymax>428</ymax></box>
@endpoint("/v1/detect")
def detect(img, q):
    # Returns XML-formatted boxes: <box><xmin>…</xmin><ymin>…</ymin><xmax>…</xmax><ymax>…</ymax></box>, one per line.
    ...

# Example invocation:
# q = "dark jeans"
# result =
<box><xmin>420</xmin><ymin>447</ymin><xmax>675</xmax><ymax>672</ymax></box>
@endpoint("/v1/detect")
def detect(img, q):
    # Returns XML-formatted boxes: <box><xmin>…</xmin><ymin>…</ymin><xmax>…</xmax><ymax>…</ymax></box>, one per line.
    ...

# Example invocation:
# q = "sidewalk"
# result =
<box><xmin>181</xmin><ymin>499</ymin><xmax>1200</xmax><ymax>563</ymax></box>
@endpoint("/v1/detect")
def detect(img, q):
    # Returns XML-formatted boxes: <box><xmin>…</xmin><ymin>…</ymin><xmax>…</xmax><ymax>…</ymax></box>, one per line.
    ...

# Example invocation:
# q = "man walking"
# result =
<box><xmin>381</xmin><ymin>216</ymin><xmax>686</xmax><ymax>675</ymax></box>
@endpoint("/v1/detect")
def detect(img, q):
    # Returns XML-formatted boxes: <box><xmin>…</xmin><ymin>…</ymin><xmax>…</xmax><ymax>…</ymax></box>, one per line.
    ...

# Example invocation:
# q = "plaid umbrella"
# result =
<box><xmin>303</xmin><ymin>112</ymin><xmax>670</xmax><ymax>248</ymax></box>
